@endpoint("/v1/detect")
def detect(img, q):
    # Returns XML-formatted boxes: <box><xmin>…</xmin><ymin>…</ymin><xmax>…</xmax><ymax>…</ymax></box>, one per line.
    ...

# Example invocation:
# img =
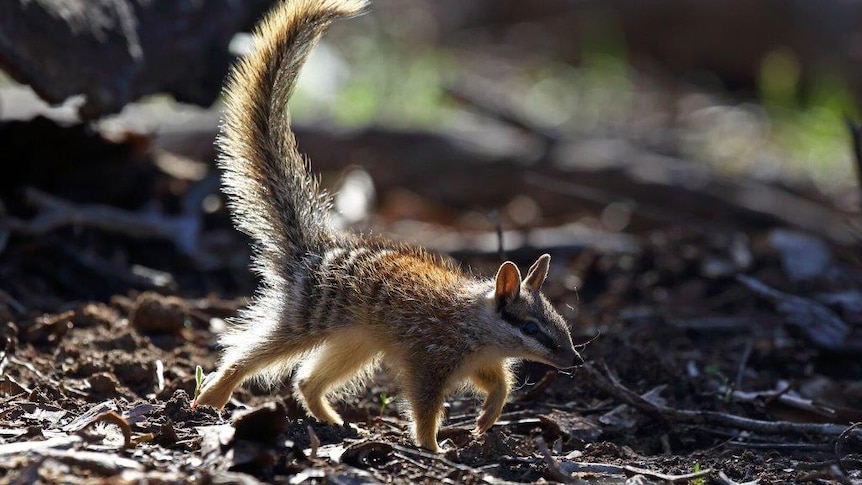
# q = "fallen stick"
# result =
<box><xmin>717</xmin><ymin>470</ymin><xmax>760</xmax><ymax>485</ymax></box>
<box><xmin>535</xmin><ymin>437</ymin><xmax>580</xmax><ymax>484</ymax></box>
<box><xmin>560</xmin><ymin>461</ymin><xmax>713</xmax><ymax>483</ymax></box>
<box><xmin>736</xmin><ymin>275</ymin><xmax>852</xmax><ymax>351</ymax></box>
<box><xmin>539</xmin><ymin>436</ymin><xmax>713</xmax><ymax>483</ymax></box>
<box><xmin>389</xmin><ymin>444</ymin><xmax>505</xmax><ymax>485</ymax></box>
<box><xmin>581</xmin><ymin>363</ymin><xmax>858</xmax><ymax>439</ymax></box>
<box><xmin>2</xmin><ymin>187</ymin><xmax>201</xmax><ymax>254</ymax></box>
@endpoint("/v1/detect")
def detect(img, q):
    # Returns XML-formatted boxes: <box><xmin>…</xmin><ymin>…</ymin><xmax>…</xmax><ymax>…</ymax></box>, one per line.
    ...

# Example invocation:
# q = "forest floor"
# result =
<box><xmin>1</xmin><ymin>102</ymin><xmax>862</xmax><ymax>484</ymax></box>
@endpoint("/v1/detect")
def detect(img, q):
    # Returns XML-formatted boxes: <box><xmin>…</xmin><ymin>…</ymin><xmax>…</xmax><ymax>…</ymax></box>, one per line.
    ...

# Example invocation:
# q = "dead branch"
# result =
<box><xmin>736</xmin><ymin>275</ymin><xmax>853</xmax><ymax>351</ymax></box>
<box><xmin>581</xmin><ymin>363</ymin><xmax>860</xmax><ymax>440</ymax></box>
<box><xmin>726</xmin><ymin>386</ymin><xmax>840</xmax><ymax>421</ymax></box>
<box><xmin>0</xmin><ymin>181</ymin><xmax>219</xmax><ymax>260</ymax></box>
<box><xmin>2</xmin><ymin>188</ymin><xmax>199</xmax><ymax>253</ymax></box>
<box><xmin>726</xmin><ymin>441</ymin><xmax>831</xmax><ymax>451</ymax></box>
<box><xmin>444</xmin><ymin>79</ymin><xmax>560</xmax><ymax>150</ymax></box>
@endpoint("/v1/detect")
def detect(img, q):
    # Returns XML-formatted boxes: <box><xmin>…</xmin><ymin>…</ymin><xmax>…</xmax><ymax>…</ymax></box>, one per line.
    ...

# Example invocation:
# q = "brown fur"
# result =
<box><xmin>193</xmin><ymin>0</ymin><xmax>581</xmax><ymax>452</ymax></box>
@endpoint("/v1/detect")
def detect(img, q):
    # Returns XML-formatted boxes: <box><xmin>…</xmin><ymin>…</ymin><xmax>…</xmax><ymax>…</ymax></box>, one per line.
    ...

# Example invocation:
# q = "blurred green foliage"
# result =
<box><xmin>291</xmin><ymin>27</ymin><xmax>857</xmax><ymax>199</ymax></box>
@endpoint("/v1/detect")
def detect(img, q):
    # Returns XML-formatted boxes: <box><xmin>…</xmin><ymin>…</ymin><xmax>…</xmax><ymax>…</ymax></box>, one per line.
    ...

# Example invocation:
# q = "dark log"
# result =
<box><xmin>0</xmin><ymin>0</ymin><xmax>272</xmax><ymax>119</ymax></box>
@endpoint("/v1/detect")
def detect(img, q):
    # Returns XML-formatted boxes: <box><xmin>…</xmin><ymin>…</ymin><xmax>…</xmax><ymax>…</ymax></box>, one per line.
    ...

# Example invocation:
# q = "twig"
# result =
<box><xmin>836</xmin><ymin>422</ymin><xmax>862</xmax><ymax>476</ymax></box>
<box><xmin>624</xmin><ymin>465</ymin><xmax>713</xmax><ymax>483</ymax></box>
<box><xmin>581</xmin><ymin>363</ymin><xmax>859</xmax><ymax>439</ymax></box>
<box><xmin>0</xmin><ymin>290</ymin><xmax>26</xmax><ymax>314</ymax></box>
<box><xmin>561</xmin><ymin>461</ymin><xmax>713</xmax><ymax>483</ymax></box>
<box><xmin>734</xmin><ymin>339</ymin><xmax>754</xmax><ymax>390</ymax></box>
<box><xmin>77</xmin><ymin>410</ymin><xmax>132</xmax><ymax>448</ymax></box>
<box><xmin>535</xmin><ymin>437</ymin><xmax>577</xmax><ymax>484</ymax></box>
<box><xmin>389</xmin><ymin>444</ymin><xmax>502</xmax><ymax>484</ymax></box>
<box><xmin>519</xmin><ymin>369</ymin><xmax>558</xmax><ymax>401</ymax></box>
<box><xmin>52</xmin><ymin>240</ymin><xmax>174</xmax><ymax>291</ymax></box>
<box><xmin>726</xmin><ymin>441</ymin><xmax>831</xmax><ymax>451</ymax></box>
<box><xmin>727</xmin><ymin>386</ymin><xmax>838</xmax><ymax>420</ymax></box>
<box><xmin>488</xmin><ymin>210</ymin><xmax>505</xmax><ymax>263</ymax></box>
<box><xmin>717</xmin><ymin>470</ymin><xmax>760</xmax><ymax>485</ymax></box>
<box><xmin>392</xmin><ymin>451</ymin><xmax>447</xmax><ymax>475</ymax></box>
<box><xmin>307</xmin><ymin>425</ymin><xmax>320</xmax><ymax>460</ymax></box>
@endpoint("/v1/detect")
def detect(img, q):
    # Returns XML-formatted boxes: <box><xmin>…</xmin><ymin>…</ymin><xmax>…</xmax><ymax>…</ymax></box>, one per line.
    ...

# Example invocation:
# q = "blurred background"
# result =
<box><xmin>3</xmin><ymin>0</ymin><xmax>861</xmax><ymax>239</ymax></box>
<box><xmin>2</xmin><ymin>0</ymin><xmax>861</xmax><ymax>319</ymax></box>
<box><xmin>5</xmin><ymin>0</ymin><xmax>862</xmax><ymax>193</ymax></box>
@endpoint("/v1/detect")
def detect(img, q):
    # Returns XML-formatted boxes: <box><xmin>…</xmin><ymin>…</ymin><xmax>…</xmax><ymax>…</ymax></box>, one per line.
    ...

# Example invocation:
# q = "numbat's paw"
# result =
<box><xmin>475</xmin><ymin>412</ymin><xmax>498</xmax><ymax>435</ymax></box>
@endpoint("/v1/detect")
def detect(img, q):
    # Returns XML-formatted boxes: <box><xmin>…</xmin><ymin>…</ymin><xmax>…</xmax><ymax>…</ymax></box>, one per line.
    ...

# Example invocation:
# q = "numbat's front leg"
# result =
<box><xmin>471</xmin><ymin>364</ymin><xmax>512</xmax><ymax>434</ymax></box>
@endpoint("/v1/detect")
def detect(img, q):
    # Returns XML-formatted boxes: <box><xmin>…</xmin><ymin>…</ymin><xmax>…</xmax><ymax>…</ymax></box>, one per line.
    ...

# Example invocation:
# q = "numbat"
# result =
<box><xmin>193</xmin><ymin>0</ymin><xmax>583</xmax><ymax>452</ymax></box>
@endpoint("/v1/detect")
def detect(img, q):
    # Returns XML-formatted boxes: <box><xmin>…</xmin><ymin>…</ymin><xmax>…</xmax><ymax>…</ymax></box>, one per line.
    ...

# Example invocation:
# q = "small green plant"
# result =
<box><xmin>379</xmin><ymin>392</ymin><xmax>394</xmax><ymax>416</ymax></box>
<box><xmin>690</xmin><ymin>463</ymin><xmax>705</xmax><ymax>485</ymax></box>
<box><xmin>193</xmin><ymin>365</ymin><xmax>206</xmax><ymax>402</ymax></box>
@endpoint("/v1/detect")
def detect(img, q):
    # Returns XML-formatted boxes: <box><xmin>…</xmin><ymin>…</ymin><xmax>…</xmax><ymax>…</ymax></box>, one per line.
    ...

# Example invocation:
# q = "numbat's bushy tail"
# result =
<box><xmin>194</xmin><ymin>0</ymin><xmax>583</xmax><ymax>453</ymax></box>
<box><xmin>218</xmin><ymin>0</ymin><xmax>367</xmax><ymax>271</ymax></box>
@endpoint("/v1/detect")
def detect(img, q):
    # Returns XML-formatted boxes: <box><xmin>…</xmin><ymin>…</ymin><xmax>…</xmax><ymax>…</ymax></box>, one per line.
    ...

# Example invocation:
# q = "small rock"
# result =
<box><xmin>232</xmin><ymin>401</ymin><xmax>288</xmax><ymax>443</ymax></box>
<box><xmin>538</xmin><ymin>410</ymin><xmax>602</xmax><ymax>442</ymax></box>
<box><xmin>88</xmin><ymin>372</ymin><xmax>120</xmax><ymax>396</ymax></box>
<box><xmin>130</xmin><ymin>292</ymin><xmax>188</xmax><ymax>334</ymax></box>
<box><xmin>769</xmin><ymin>229</ymin><xmax>831</xmax><ymax>281</ymax></box>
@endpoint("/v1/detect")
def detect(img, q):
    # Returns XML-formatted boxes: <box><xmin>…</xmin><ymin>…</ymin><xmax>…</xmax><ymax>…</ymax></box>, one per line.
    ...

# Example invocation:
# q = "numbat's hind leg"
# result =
<box><xmin>195</xmin><ymin>323</ymin><xmax>319</xmax><ymax>409</ymax></box>
<box><xmin>293</xmin><ymin>329</ymin><xmax>378</xmax><ymax>424</ymax></box>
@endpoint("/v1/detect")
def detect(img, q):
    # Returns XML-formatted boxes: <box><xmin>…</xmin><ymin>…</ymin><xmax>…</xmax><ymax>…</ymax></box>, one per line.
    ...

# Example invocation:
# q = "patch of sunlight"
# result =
<box><xmin>291</xmin><ymin>35</ymin><xmax>450</xmax><ymax>128</ymax></box>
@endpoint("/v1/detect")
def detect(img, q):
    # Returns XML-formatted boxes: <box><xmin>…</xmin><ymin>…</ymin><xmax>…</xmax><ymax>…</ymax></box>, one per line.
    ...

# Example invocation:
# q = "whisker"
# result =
<box><xmin>575</xmin><ymin>329</ymin><xmax>601</xmax><ymax>349</ymax></box>
<box><xmin>512</xmin><ymin>376</ymin><xmax>536</xmax><ymax>392</ymax></box>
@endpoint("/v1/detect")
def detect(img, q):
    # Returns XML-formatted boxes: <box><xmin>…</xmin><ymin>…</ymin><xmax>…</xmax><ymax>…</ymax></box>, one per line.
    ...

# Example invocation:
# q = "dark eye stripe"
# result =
<box><xmin>501</xmin><ymin>310</ymin><xmax>559</xmax><ymax>351</ymax></box>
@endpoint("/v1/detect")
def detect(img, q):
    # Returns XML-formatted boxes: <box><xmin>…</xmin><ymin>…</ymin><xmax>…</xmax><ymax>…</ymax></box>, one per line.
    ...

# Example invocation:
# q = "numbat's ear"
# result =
<box><xmin>524</xmin><ymin>254</ymin><xmax>551</xmax><ymax>291</ymax></box>
<box><xmin>495</xmin><ymin>261</ymin><xmax>522</xmax><ymax>307</ymax></box>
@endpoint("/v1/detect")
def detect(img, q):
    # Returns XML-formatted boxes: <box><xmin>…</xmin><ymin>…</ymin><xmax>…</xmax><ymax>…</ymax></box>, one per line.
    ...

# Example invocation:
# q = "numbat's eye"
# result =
<box><xmin>522</xmin><ymin>321</ymin><xmax>539</xmax><ymax>336</ymax></box>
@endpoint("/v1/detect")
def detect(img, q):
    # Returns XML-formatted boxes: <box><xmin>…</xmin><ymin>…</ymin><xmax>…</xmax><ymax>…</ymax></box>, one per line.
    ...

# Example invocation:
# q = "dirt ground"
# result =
<box><xmin>1</xmin><ymin>111</ymin><xmax>862</xmax><ymax>484</ymax></box>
